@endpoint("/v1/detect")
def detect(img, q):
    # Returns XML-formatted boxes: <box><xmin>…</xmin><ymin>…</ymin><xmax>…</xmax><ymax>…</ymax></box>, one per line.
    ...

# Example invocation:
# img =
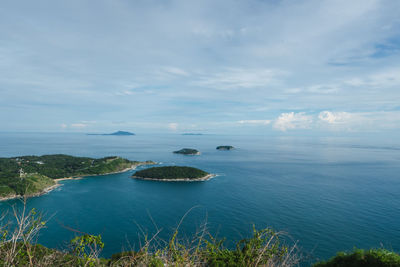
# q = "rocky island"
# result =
<box><xmin>216</xmin><ymin>146</ymin><xmax>235</xmax><ymax>150</ymax></box>
<box><xmin>87</xmin><ymin>131</ymin><xmax>135</xmax><ymax>136</ymax></box>
<box><xmin>132</xmin><ymin>166</ymin><xmax>214</xmax><ymax>181</ymax></box>
<box><xmin>173</xmin><ymin>148</ymin><xmax>200</xmax><ymax>155</ymax></box>
<box><xmin>0</xmin><ymin>154</ymin><xmax>154</xmax><ymax>200</ymax></box>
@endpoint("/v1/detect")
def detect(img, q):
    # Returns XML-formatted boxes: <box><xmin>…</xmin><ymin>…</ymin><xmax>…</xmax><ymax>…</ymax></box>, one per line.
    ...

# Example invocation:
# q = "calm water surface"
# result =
<box><xmin>0</xmin><ymin>132</ymin><xmax>399</xmax><ymax>264</ymax></box>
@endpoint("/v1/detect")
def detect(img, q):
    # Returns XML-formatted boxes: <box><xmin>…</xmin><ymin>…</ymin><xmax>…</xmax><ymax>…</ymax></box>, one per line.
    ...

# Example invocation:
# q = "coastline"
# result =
<box><xmin>132</xmin><ymin>174</ymin><xmax>216</xmax><ymax>182</ymax></box>
<box><xmin>0</xmin><ymin>162</ymin><xmax>155</xmax><ymax>202</ymax></box>
<box><xmin>0</xmin><ymin>183</ymin><xmax>62</xmax><ymax>202</ymax></box>
<box><xmin>174</xmin><ymin>152</ymin><xmax>201</xmax><ymax>155</ymax></box>
<box><xmin>53</xmin><ymin>165</ymin><xmax>139</xmax><ymax>182</ymax></box>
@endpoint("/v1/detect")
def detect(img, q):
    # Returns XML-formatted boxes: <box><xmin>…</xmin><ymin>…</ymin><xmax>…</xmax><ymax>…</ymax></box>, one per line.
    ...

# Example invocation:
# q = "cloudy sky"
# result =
<box><xmin>1</xmin><ymin>0</ymin><xmax>400</xmax><ymax>134</ymax></box>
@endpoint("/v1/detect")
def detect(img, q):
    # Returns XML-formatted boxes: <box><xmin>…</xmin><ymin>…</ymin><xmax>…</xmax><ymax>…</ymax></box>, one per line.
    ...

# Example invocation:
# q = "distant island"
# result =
<box><xmin>182</xmin><ymin>133</ymin><xmax>203</xmax><ymax>135</ymax></box>
<box><xmin>216</xmin><ymin>146</ymin><xmax>235</xmax><ymax>150</ymax></box>
<box><xmin>132</xmin><ymin>166</ymin><xmax>214</xmax><ymax>181</ymax></box>
<box><xmin>0</xmin><ymin>154</ymin><xmax>154</xmax><ymax>200</ymax></box>
<box><xmin>173</xmin><ymin>148</ymin><xmax>200</xmax><ymax>155</ymax></box>
<box><xmin>87</xmin><ymin>131</ymin><xmax>135</xmax><ymax>136</ymax></box>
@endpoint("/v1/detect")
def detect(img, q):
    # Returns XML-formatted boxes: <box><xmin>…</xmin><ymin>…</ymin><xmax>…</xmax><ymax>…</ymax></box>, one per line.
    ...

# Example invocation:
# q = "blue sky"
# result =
<box><xmin>1</xmin><ymin>0</ymin><xmax>400</xmax><ymax>134</ymax></box>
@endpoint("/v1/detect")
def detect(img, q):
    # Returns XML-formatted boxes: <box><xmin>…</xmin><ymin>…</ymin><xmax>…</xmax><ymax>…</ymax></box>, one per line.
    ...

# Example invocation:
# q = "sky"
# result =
<box><xmin>1</xmin><ymin>0</ymin><xmax>400</xmax><ymax>134</ymax></box>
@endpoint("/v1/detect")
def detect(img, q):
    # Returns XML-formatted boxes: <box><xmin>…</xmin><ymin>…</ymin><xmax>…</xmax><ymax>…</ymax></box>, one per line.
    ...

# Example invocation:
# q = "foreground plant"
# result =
<box><xmin>313</xmin><ymin>248</ymin><xmax>400</xmax><ymax>267</ymax></box>
<box><xmin>0</xmin><ymin>201</ymin><xmax>301</xmax><ymax>266</ymax></box>
<box><xmin>108</xmin><ymin>226</ymin><xmax>300</xmax><ymax>267</ymax></box>
<box><xmin>0</xmin><ymin>201</ymin><xmax>300</xmax><ymax>266</ymax></box>
<box><xmin>0</xmin><ymin>198</ymin><xmax>107</xmax><ymax>266</ymax></box>
<box><xmin>70</xmin><ymin>234</ymin><xmax>104</xmax><ymax>267</ymax></box>
<box><xmin>0</xmin><ymin>198</ymin><xmax>46</xmax><ymax>267</ymax></box>
<box><xmin>202</xmin><ymin>227</ymin><xmax>298</xmax><ymax>267</ymax></box>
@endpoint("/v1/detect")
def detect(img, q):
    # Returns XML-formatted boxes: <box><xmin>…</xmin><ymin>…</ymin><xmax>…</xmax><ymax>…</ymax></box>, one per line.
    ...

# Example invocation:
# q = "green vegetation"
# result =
<box><xmin>10</xmin><ymin>173</ymin><xmax>55</xmax><ymax>196</ymax></box>
<box><xmin>0</xmin><ymin>203</ymin><xmax>107</xmax><ymax>266</ymax></box>
<box><xmin>313</xmin><ymin>248</ymin><xmax>400</xmax><ymax>267</ymax></box>
<box><xmin>108</xmin><ymin>226</ymin><xmax>298</xmax><ymax>267</ymax></box>
<box><xmin>0</xmin><ymin>203</ymin><xmax>300</xmax><ymax>266</ymax></box>
<box><xmin>173</xmin><ymin>148</ymin><xmax>200</xmax><ymax>155</ymax></box>
<box><xmin>70</xmin><ymin>234</ymin><xmax>105</xmax><ymax>266</ymax></box>
<box><xmin>216</xmin><ymin>146</ymin><xmax>235</xmax><ymax>150</ymax></box>
<box><xmin>0</xmin><ymin>243</ymin><xmax>92</xmax><ymax>267</ymax></box>
<box><xmin>1</xmin><ymin>203</ymin><xmax>400</xmax><ymax>266</ymax></box>
<box><xmin>133</xmin><ymin>166</ymin><xmax>209</xmax><ymax>180</ymax></box>
<box><xmin>0</xmin><ymin>228</ymin><xmax>298</xmax><ymax>267</ymax></box>
<box><xmin>4</xmin><ymin>239</ymin><xmax>400</xmax><ymax>267</ymax></box>
<box><xmin>0</xmin><ymin>154</ymin><xmax>153</xmax><ymax>198</ymax></box>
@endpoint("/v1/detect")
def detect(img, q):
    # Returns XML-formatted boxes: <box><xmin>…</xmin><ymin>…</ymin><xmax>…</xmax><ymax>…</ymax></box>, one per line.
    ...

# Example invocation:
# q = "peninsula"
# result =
<box><xmin>132</xmin><ymin>166</ymin><xmax>213</xmax><ymax>181</ymax></box>
<box><xmin>173</xmin><ymin>148</ymin><xmax>200</xmax><ymax>155</ymax></box>
<box><xmin>87</xmin><ymin>131</ymin><xmax>135</xmax><ymax>136</ymax></box>
<box><xmin>0</xmin><ymin>154</ymin><xmax>154</xmax><ymax>200</ymax></box>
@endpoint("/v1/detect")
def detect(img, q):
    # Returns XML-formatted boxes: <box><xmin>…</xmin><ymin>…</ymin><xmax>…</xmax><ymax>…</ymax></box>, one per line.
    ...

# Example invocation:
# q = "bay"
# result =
<box><xmin>0</xmin><ymin>132</ymin><xmax>399</xmax><ymax>264</ymax></box>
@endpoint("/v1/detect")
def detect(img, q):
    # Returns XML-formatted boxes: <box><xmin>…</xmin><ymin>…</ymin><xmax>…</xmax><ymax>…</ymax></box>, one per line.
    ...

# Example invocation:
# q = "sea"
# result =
<box><xmin>0</xmin><ymin>132</ymin><xmax>399</xmax><ymax>265</ymax></box>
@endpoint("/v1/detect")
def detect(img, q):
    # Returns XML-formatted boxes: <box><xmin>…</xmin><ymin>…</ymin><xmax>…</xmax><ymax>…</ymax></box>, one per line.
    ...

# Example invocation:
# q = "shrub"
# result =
<box><xmin>313</xmin><ymin>248</ymin><xmax>400</xmax><ymax>267</ymax></box>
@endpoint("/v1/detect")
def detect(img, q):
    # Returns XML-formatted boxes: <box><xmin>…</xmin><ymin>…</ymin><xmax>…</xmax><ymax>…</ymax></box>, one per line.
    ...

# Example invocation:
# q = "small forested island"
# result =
<box><xmin>132</xmin><ymin>166</ymin><xmax>213</xmax><ymax>181</ymax></box>
<box><xmin>0</xmin><ymin>154</ymin><xmax>154</xmax><ymax>200</ymax></box>
<box><xmin>87</xmin><ymin>131</ymin><xmax>135</xmax><ymax>136</ymax></box>
<box><xmin>173</xmin><ymin>148</ymin><xmax>200</xmax><ymax>155</ymax></box>
<box><xmin>216</xmin><ymin>145</ymin><xmax>235</xmax><ymax>150</ymax></box>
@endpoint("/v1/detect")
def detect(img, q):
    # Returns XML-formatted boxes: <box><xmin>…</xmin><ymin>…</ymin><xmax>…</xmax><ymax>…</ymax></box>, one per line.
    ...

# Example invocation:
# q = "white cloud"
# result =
<box><xmin>168</xmin><ymin>122</ymin><xmax>179</xmax><ymax>131</ymax></box>
<box><xmin>162</xmin><ymin>67</ymin><xmax>189</xmax><ymax>77</ymax></box>
<box><xmin>283</xmin><ymin>84</ymin><xmax>340</xmax><ymax>95</ymax></box>
<box><xmin>345</xmin><ymin>68</ymin><xmax>400</xmax><ymax>88</ymax></box>
<box><xmin>274</xmin><ymin>112</ymin><xmax>313</xmax><ymax>131</ymax></box>
<box><xmin>237</xmin><ymin>120</ymin><xmax>271</xmax><ymax>125</ymax></box>
<box><xmin>1</xmin><ymin>0</ymin><xmax>400</xmax><ymax>132</ymax></box>
<box><xmin>318</xmin><ymin>111</ymin><xmax>353</xmax><ymax>124</ymax></box>
<box><xmin>307</xmin><ymin>84</ymin><xmax>340</xmax><ymax>94</ymax></box>
<box><xmin>153</xmin><ymin>67</ymin><xmax>190</xmax><ymax>81</ymax></box>
<box><xmin>81</xmin><ymin>120</ymin><xmax>97</xmax><ymax>124</ymax></box>
<box><xmin>70</xmin><ymin>123</ymin><xmax>87</xmax><ymax>128</ymax></box>
<box><xmin>115</xmin><ymin>90</ymin><xmax>135</xmax><ymax>96</ymax></box>
<box><xmin>194</xmin><ymin>68</ymin><xmax>285</xmax><ymax>90</ymax></box>
<box><xmin>60</xmin><ymin>122</ymin><xmax>94</xmax><ymax>130</ymax></box>
<box><xmin>284</xmin><ymin>88</ymin><xmax>303</xmax><ymax>94</ymax></box>
<box><xmin>344</xmin><ymin>78</ymin><xmax>366</xmax><ymax>87</ymax></box>
<box><xmin>318</xmin><ymin>110</ymin><xmax>400</xmax><ymax>131</ymax></box>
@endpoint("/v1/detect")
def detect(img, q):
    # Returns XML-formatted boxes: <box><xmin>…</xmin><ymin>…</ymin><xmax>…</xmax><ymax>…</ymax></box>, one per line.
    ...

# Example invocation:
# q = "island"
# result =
<box><xmin>216</xmin><ymin>146</ymin><xmax>235</xmax><ymax>150</ymax></box>
<box><xmin>182</xmin><ymin>133</ymin><xmax>203</xmax><ymax>136</ymax></box>
<box><xmin>173</xmin><ymin>148</ymin><xmax>200</xmax><ymax>155</ymax></box>
<box><xmin>0</xmin><ymin>154</ymin><xmax>155</xmax><ymax>200</ymax></box>
<box><xmin>132</xmin><ymin>166</ymin><xmax>214</xmax><ymax>181</ymax></box>
<box><xmin>87</xmin><ymin>131</ymin><xmax>135</xmax><ymax>136</ymax></box>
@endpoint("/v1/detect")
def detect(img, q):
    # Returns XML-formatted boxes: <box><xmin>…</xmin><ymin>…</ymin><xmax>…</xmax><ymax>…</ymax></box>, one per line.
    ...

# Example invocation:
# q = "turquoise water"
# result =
<box><xmin>0</xmin><ymin>132</ymin><xmax>400</xmax><ymax>264</ymax></box>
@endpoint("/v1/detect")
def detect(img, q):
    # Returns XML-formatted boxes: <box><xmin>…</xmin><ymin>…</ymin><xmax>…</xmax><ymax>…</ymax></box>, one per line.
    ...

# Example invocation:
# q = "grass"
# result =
<box><xmin>0</xmin><ymin>199</ymin><xmax>301</xmax><ymax>266</ymax></box>
<box><xmin>1</xmin><ymin>199</ymin><xmax>399</xmax><ymax>266</ymax></box>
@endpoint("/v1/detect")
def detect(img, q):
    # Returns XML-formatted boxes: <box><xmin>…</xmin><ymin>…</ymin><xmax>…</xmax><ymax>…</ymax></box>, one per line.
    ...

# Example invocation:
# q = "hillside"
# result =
<box><xmin>0</xmin><ymin>154</ymin><xmax>153</xmax><ymax>198</ymax></box>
